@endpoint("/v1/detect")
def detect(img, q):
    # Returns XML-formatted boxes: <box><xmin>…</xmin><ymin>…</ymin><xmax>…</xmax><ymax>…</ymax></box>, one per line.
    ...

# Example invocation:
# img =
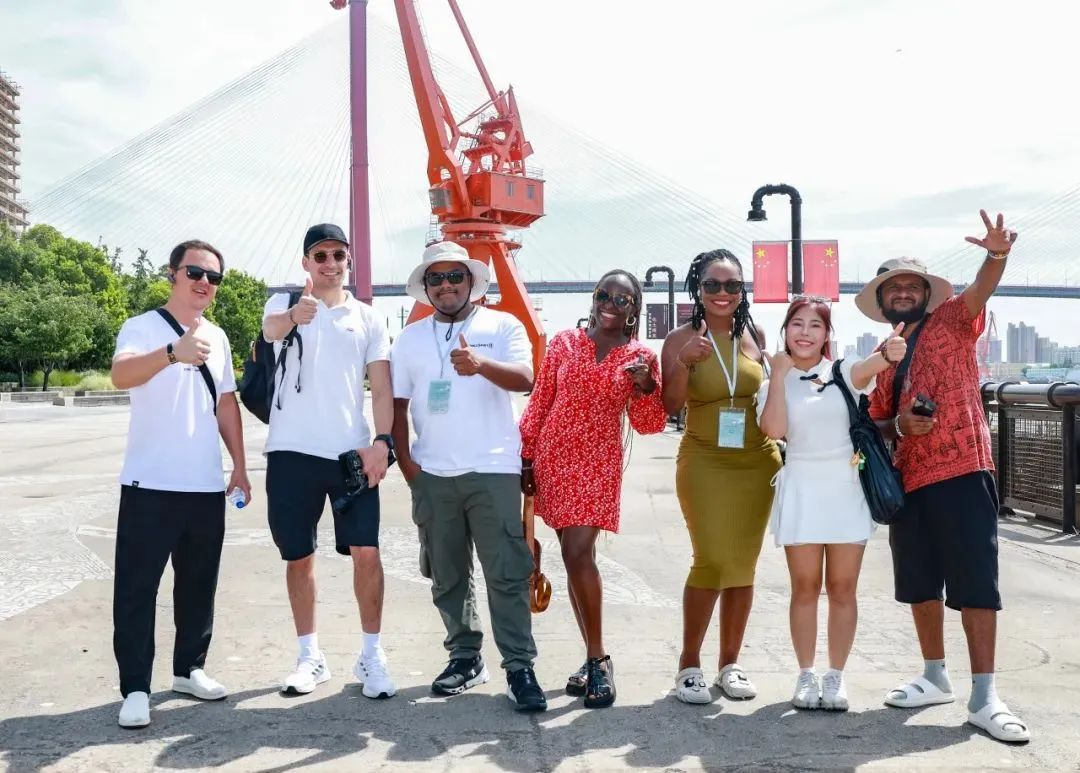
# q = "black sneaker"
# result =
<box><xmin>431</xmin><ymin>656</ymin><xmax>490</xmax><ymax>695</ymax></box>
<box><xmin>506</xmin><ymin>667</ymin><xmax>548</xmax><ymax>712</ymax></box>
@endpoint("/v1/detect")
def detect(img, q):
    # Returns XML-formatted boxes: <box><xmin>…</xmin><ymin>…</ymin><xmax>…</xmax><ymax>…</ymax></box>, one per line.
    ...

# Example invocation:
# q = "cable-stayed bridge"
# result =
<box><xmin>26</xmin><ymin>16</ymin><xmax>1080</xmax><ymax>297</ymax></box>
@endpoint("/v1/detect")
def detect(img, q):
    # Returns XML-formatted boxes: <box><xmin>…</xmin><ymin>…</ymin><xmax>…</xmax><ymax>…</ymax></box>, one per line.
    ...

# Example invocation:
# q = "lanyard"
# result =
<box><xmin>432</xmin><ymin>308</ymin><xmax>477</xmax><ymax>379</ymax></box>
<box><xmin>707</xmin><ymin>330</ymin><xmax>739</xmax><ymax>408</ymax></box>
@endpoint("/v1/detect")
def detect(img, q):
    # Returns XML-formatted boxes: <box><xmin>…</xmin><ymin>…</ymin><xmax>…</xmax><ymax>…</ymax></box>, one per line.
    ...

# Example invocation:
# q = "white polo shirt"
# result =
<box><xmin>114</xmin><ymin>311</ymin><xmax>235</xmax><ymax>493</ymax></box>
<box><xmin>263</xmin><ymin>291</ymin><xmax>390</xmax><ymax>460</ymax></box>
<box><xmin>390</xmin><ymin>306</ymin><xmax>532</xmax><ymax>476</ymax></box>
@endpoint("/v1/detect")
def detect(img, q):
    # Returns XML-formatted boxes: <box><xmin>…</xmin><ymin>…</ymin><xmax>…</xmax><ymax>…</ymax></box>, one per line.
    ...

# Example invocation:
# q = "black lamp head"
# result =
<box><xmin>747</xmin><ymin>205</ymin><xmax>768</xmax><ymax>222</ymax></box>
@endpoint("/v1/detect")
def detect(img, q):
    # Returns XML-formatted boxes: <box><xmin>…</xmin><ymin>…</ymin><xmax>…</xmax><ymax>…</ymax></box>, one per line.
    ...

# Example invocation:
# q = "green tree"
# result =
<box><xmin>0</xmin><ymin>284</ymin><xmax>32</xmax><ymax>388</ymax></box>
<box><xmin>206</xmin><ymin>269</ymin><xmax>268</xmax><ymax>367</ymax></box>
<box><xmin>23</xmin><ymin>282</ymin><xmax>106</xmax><ymax>390</ymax></box>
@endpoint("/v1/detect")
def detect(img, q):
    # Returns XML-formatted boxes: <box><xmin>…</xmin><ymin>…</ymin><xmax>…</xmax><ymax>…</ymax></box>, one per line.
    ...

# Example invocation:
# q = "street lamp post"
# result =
<box><xmin>748</xmin><ymin>184</ymin><xmax>803</xmax><ymax>295</ymax></box>
<box><xmin>644</xmin><ymin>265</ymin><xmax>676</xmax><ymax>335</ymax></box>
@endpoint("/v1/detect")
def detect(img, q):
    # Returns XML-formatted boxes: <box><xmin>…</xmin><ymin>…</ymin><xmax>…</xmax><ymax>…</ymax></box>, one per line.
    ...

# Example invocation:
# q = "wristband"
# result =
<box><xmin>987</xmin><ymin>250</ymin><xmax>1009</xmax><ymax>261</ymax></box>
<box><xmin>287</xmin><ymin>307</ymin><xmax>296</xmax><ymax>325</ymax></box>
<box><xmin>893</xmin><ymin>414</ymin><xmax>905</xmax><ymax>439</ymax></box>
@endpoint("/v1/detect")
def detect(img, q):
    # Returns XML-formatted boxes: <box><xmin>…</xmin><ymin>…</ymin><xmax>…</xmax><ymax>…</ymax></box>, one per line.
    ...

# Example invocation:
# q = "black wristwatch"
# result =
<box><xmin>373</xmin><ymin>433</ymin><xmax>394</xmax><ymax>451</ymax></box>
<box><xmin>166</xmin><ymin>342</ymin><xmax>178</xmax><ymax>365</ymax></box>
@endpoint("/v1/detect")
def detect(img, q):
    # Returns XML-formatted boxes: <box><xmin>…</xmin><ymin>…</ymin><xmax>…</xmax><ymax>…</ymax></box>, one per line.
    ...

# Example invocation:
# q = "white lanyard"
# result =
<box><xmin>432</xmin><ymin>308</ymin><xmax>477</xmax><ymax>379</ymax></box>
<box><xmin>707</xmin><ymin>330</ymin><xmax>739</xmax><ymax>408</ymax></box>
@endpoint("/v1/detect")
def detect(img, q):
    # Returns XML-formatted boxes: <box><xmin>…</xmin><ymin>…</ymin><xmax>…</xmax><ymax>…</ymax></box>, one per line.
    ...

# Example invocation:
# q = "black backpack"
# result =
<box><xmin>238</xmin><ymin>291</ymin><xmax>303</xmax><ymax>423</ymax></box>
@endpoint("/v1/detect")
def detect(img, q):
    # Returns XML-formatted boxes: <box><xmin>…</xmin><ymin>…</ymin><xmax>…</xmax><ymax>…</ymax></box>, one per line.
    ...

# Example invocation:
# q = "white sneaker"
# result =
<box><xmin>715</xmin><ymin>663</ymin><xmax>757</xmax><ymax>700</ymax></box>
<box><xmin>353</xmin><ymin>647</ymin><xmax>397</xmax><ymax>699</ymax></box>
<box><xmin>282</xmin><ymin>655</ymin><xmax>331</xmax><ymax>694</ymax></box>
<box><xmin>118</xmin><ymin>691</ymin><xmax>150</xmax><ymax>728</ymax></box>
<box><xmin>674</xmin><ymin>667</ymin><xmax>713</xmax><ymax>704</ymax></box>
<box><xmin>792</xmin><ymin>670</ymin><xmax>821</xmax><ymax>710</ymax></box>
<box><xmin>173</xmin><ymin>669</ymin><xmax>228</xmax><ymax>701</ymax></box>
<box><xmin>821</xmin><ymin>670</ymin><xmax>849</xmax><ymax>711</ymax></box>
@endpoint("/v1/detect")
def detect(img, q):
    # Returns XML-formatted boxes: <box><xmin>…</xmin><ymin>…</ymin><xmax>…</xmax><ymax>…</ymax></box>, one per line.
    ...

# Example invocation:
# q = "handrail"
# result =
<box><xmin>980</xmin><ymin>381</ymin><xmax>1080</xmax><ymax>407</ymax></box>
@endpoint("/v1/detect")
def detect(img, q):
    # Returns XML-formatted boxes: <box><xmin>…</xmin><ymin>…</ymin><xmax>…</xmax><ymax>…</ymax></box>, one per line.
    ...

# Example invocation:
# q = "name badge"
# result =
<box><xmin>717</xmin><ymin>407</ymin><xmax>746</xmax><ymax>449</ymax></box>
<box><xmin>428</xmin><ymin>380</ymin><xmax>452</xmax><ymax>414</ymax></box>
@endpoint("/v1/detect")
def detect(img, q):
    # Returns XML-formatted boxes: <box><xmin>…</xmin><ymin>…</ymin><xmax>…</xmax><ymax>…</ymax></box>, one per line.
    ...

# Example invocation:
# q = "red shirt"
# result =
<box><xmin>868</xmin><ymin>295</ymin><xmax>992</xmax><ymax>493</ymax></box>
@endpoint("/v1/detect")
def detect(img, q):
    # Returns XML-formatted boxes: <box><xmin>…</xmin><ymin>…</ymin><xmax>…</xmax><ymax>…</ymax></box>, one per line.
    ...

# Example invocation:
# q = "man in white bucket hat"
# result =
<box><xmin>390</xmin><ymin>241</ymin><xmax>548</xmax><ymax>712</ymax></box>
<box><xmin>856</xmin><ymin>210</ymin><xmax>1029</xmax><ymax>744</ymax></box>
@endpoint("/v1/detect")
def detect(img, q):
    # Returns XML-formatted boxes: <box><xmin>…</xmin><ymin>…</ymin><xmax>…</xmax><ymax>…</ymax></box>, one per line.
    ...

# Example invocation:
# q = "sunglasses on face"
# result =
<box><xmin>700</xmin><ymin>278</ymin><xmax>744</xmax><ymax>295</ymax></box>
<box><xmin>424</xmin><ymin>270</ymin><xmax>467</xmax><ymax>287</ymax></box>
<box><xmin>311</xmin><ymin>249</ymin><xmax>348</xmax><ymax>264</ymax></box>
<box><xmin>594</xmin><ymin>289</ymin><xmax>634</xmax><ymax>308</ymax></box>
<box><xmin>182</xmin><ymin>265</ymin><xmax>223</xmax><ymax>286</ymax></box>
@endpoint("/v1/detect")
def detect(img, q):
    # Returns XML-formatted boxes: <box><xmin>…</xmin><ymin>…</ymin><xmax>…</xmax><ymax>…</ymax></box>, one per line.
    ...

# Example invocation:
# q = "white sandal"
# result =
<box><xmin>884</xmin><ymin>676</ymin><xmax>955</xmax><ymax>708</ymax></box>
<box><xmin>968</xmin><ymin>700</ymin><xmax>1031</xmax><ymax>743</ymax></box>
<box><xmin>715</xmin><ymin>663</ymin><xmax>757</xmax><ymax>700</ymax></box>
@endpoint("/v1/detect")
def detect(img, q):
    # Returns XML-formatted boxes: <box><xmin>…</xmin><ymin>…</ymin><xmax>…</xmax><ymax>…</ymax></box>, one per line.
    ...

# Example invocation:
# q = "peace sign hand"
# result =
<box><xmin>965</xmin><ymin>209</ymin><xmax>1018</xmax><ymax>256</ymax></box>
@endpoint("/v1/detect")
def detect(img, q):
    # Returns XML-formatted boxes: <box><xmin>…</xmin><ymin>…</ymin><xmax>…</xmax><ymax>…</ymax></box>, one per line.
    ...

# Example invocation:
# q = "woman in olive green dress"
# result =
<box><xmin>660</xmin><ymin>249</ymin><xmax>781</xmax><ymax>705</ymax></box>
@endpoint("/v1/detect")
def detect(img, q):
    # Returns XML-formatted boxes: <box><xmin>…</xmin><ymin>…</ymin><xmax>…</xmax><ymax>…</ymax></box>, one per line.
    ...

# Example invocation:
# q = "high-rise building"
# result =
<box><xmin>1006</xmin><ymin>322</ymin><xmax>1038</xmax><ymax>364</ymax></box>
<box><xmin>856</xmin><ymin>332</ymin><xmax>878</xmax><ymax>359</ymax></box>
<box><xmin>0</xmin><ymin>70</ymin><xmax>27</xmax><ymax>232</ymax></box>
<box><xmin>843</xmin><ymin>344</ymin><xmax>858</xmax><ymax>361</ymax></box>
<box><xmin>987</xmin><ymin>338</ymin><xmax>1002</xmax><ymax>364</ymax></box>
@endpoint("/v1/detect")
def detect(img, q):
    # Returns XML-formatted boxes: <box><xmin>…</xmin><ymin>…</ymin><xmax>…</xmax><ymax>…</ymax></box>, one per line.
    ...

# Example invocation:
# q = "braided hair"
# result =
<box><xmin>685</xmin><ymin>249</ymin><xmax>756</xmax><ymax>342</ymax></box>
<box><xmin>589</xmin><ymin>269</ymin><xmax>645</xmax><ymax>339</ymax></box>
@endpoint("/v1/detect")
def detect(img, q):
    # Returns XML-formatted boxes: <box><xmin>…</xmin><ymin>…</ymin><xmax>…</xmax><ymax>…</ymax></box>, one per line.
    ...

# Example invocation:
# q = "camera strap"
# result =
<box><xmin>890</xmin><ymin>312</ymin><xmax>930</xmax><ymax>417</ymax></box>
<box><xmin>156</xmin><ymin>308</ymin><xmax>218</xmax><ymax>416</ymax></box>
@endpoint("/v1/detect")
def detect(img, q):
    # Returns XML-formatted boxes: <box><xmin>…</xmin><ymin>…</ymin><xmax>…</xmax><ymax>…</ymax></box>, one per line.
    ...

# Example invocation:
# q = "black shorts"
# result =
<box><xmin>889</xmin><ymin>470</ymin><xmax>1001</xmax><ymax>611</ymax></box>
<box><xmin>266</xmin><ymin>450</ymin><xmax>380</xmax><ymax>561</ymax></box>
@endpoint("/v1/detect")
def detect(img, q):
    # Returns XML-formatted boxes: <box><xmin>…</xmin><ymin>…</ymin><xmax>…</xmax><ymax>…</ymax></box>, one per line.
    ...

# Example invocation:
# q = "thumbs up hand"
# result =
<box><xmin>624</xmin><ymin>352</ymin><xmax>657</xmax><ymax>394</ymax></box>
<box><xmin>883</xmin><ymin>322</ymin><xmax>907</xmax><ymax>365</ymax></box>
<box><xmin>290</xmin><ymin>278</ymin><xmax>318</xmax><ymax>326</ymax></box>
<box><xmin>172</xmin><ymin>317</ymin><xmax>212</xmax><ymax>366</ymax></box>
<box><xmin>450</xmin><ymin>334</ymin><xmax>485</xmax><ymax>376</ymax></box>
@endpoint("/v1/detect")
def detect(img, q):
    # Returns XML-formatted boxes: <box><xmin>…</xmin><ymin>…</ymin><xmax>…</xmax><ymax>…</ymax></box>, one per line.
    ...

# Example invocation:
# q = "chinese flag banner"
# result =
<box><xmin>752</xmin><ymin>241</ymin><xmax>789</xmax><ymax>303</ymax></box>
<box><xmin>802</xmin><ymin>240</ymin><xmax>840</xmax><ymax>301</ymax></box>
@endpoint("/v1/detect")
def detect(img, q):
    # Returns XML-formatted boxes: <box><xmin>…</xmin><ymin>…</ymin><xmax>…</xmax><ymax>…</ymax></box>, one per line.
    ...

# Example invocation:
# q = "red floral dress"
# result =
<box><xmin>519</xmin><ymin>328</ymin><xmax>668</xmax><ymax>532</ymax></box>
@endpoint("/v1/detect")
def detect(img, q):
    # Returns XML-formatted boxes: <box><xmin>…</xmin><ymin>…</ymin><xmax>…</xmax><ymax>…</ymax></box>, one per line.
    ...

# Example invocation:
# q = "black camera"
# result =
<box><xmin>331</xmin><ymin>446</ymin><xmax>397</xmax><ymax>515</ymax></box>
<box><xmin>912</xmin><ymin>393</ymin><xmax>937</xmax><ymax>418</ymax></box>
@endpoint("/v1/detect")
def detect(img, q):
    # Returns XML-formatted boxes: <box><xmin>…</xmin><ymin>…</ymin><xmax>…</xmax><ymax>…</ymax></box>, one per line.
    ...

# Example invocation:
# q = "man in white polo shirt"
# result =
<box><xmin>261</xmin><ymin>223</ymin><xmax>396</xmax><ymax>699</ymax></box>
<box><xmin>391</xmin><ymin>241</ymin><xmax>547</xmax><ymax>712</ymax></box>
<box><xmin>110</xmin><ymin>239</ymin><xmax>252</xmax><ymax>729</ymax></box>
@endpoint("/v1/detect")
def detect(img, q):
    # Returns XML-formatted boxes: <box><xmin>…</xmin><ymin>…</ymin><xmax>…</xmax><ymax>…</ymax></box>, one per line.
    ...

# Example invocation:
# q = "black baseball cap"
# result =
<box><xmin>303</xmin><ymin>223</ymin><xmax>349</xmax><ymax>254</ymax></box>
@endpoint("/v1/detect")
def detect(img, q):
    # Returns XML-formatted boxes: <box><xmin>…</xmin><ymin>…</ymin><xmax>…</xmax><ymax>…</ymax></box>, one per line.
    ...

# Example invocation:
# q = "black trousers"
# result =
<box><xmin>112</xmin><ymin>485</ymin><xmax>225</xmax><ymax>697</ymax></box>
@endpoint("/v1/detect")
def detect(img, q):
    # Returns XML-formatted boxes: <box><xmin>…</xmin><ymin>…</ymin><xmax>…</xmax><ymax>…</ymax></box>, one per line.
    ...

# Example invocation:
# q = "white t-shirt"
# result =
<box><xmin>263</xmin><ymin>291</ymin><xmax>390</xmax><ymax>459</ymax></box>
<box><xmin>391</xmin><ymin>306</ymin><xmax>532</xmax><ymax>476</ymax></box>
<box><xmin>114</xmin><ymin>310</ymin><xmax>236</xmax><ymax>493</ymax></box>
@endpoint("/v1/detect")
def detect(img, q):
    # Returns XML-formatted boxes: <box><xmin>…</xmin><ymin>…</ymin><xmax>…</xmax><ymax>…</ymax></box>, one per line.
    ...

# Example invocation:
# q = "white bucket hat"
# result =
<box><xmin>854</xmin><ymin>256</ymin><xmax>955</xmax><ymax>323</ymax></box>
<box><xmin>405</xmin><ymin>241</ymin><xmax>491</xmax><ymax>305</ymax></box>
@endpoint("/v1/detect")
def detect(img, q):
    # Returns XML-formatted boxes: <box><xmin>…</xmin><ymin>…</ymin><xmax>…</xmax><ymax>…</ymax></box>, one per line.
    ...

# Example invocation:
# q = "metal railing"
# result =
<box><xmin>981</xmin><ymin>381</ymin><xmax>1079</xmax><ymax>533</ymax></box>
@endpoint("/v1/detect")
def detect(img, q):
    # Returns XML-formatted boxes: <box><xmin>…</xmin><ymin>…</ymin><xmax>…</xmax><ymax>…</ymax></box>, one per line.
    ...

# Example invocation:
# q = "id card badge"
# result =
<box><xmin>717</xmin><ymin>407</ymin><xmax>746</xmax><ymax>449</ymax></box>
<box><xmin>427</xmin><ymin>380</ymin><xmax>452</xmax><ymax>415</ymax></box>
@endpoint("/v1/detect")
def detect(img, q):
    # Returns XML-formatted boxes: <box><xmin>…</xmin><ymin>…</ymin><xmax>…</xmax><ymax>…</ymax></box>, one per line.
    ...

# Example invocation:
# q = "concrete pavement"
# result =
<box><xmin>1</xmin><ymin>402</ymin><xmax>1079</xmax><ymax>771</ymax></box>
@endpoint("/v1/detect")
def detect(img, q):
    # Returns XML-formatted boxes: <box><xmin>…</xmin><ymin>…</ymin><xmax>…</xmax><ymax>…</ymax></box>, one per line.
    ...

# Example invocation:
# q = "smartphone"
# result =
<box><xmin>912</xmin><ymin>393</ymin><xmax>937</xmax><ymax>418</ymax></box>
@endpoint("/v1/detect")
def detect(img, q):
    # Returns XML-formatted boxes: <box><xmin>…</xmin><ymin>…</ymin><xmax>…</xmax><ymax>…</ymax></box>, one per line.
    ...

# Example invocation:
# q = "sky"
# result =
<box><xmin>2</xmin><ymin>0</ymin><xmax>1079</xmax><ymax>347</ymax></box>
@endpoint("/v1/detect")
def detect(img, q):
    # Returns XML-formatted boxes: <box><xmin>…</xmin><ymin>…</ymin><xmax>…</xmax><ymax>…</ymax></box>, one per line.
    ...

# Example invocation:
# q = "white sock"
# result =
<box><xmin>362</xmin><ymin>632</ymin><xmax>381</xmax><ymax>658</ymax></box>
<box><xmin>800</xmin><ymin>667</ymin><xmax>816</xmax><ymax>675</ymax></box>
<box><xmin>299</xmin><ymin>633</ymin><xmax>320</xmax><ymax>662</ymax></box>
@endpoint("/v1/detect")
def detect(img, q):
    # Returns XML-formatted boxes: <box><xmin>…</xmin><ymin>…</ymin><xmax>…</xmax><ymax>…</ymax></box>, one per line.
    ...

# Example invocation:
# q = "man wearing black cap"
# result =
<box><xmin>261</xmin><ymin>224</ymin><xmax>397</xmax><ymax>699</ymax></box>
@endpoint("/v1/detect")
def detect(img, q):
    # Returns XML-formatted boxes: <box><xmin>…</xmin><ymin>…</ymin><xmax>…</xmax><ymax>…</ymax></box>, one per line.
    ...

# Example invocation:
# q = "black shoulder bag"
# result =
<box><xmin>238</xmin><ymin>291</ymin><xmax>303</xmax><ymax>424</ymax></box>
<box><xmin>829</xmin><ymin>359</ymin><xmax>905</xmax><ymax>525</ymax></box>
<box><xmin>156</xmin><ymin>308</ymin><xmax>218</xmax><ymax>416</ymax></box>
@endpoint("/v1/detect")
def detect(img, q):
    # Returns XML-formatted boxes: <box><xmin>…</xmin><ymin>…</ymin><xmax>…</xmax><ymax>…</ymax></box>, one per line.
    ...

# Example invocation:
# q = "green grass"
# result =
<box><xmin>19</xmin><ymin>369</ymin><xmax>116</xmax><ymax>391</ymax></box>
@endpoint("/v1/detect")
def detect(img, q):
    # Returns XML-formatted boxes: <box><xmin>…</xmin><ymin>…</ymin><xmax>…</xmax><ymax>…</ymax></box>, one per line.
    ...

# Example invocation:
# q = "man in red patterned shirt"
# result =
<box><xmin>856</xmin><ymin>210</ymin><xmax>1029</xmax><ymax>744</ymax></box>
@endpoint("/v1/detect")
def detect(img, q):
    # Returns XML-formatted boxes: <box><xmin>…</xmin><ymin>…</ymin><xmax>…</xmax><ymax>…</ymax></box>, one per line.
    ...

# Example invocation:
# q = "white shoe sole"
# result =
<box><xmin>675</xmin><ymin>689</ymin><xmax>713</xmax><ymax>705</ymax></box>
<box><xmin>432</xmin><ymin>665</ymin><xmax>490</xmax><ymax>695</ymax></box>
<box><xmin>282</xmin><ymin>668</ymin><xmax>332</xmax><ymax>695</ymax></box>
<box><xmin>118</xmin><ymin>715</ymin><xmax>150</xmax><ymax>729</ymax></box>
<box><xmin>793</xmin><ymin>696</ymin><xmax>821</xmax><ymax>710</ymax></box>
<box><xmin>821</xmin><ymin>697</ymin><xmax>849</xmax><ymax>711</ymax></box>
<box><xmin>172</xmin><ymin>681</ymin><xmax>227</xmax><ymax>701</ymax></box>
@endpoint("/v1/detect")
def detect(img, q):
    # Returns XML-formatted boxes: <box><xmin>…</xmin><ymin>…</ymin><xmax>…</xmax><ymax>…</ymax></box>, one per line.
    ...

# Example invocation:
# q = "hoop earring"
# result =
<box><xmin>625</xmin><ymin>315</ymin><xmax>637</xmax><ymax>328</ymax></box>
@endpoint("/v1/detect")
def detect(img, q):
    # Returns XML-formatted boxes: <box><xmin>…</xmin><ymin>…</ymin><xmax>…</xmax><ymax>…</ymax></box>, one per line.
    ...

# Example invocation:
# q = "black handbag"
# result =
<box><xmin>829</xmin><ymin>359</ymin><xmax>906</xmax><ymax>525</ymax></box>
<box><xmin>237</xmin><ymin>291</ymin><xmax>303</xmax><ymax>423</ymax></box>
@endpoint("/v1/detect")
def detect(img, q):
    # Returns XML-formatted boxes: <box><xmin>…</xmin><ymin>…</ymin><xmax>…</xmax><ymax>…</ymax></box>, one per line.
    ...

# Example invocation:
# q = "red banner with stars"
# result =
<box><xmin>751</xmin><ymin>241</ymin><xmax>789</xmax><ymax>303</ymax></box>
<box><xmin>802</xmin><ymin>240</ymin><xmax>840</xmax><ymax>301</ymax></box>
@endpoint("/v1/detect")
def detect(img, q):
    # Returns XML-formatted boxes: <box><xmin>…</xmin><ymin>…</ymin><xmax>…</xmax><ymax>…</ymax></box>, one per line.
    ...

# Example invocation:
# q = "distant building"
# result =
<box><xmin>856</xmin><ymin>332</ymin><xmax>878</xmax><ymax>359</ymax></box>
<box><xmin>1006</xmin><ymin>322</ymin><xmax>1038</xmax><ymax>363</ymax></box>
<box><xmin>988</xmin><ymin>362</ymin><xmax>1026</xmax><ymax>380</ymax></box>
<box><xmin>987</xmin><ymin>338</ymin><xmax>1002</xmax><ymax>364</ymax></box>
<box><xmin>0</xmin><ymin>70</ymin><xmax>28</xmax><ymax>231</ymax></box>
<box><xmin>1052</xmin><ymin>346</ymin><xmax>1080</xmax><ymax>366</ymax></box>
<box><xmin>843</xmin><ymin>344</ymin><xmax>858</xmax><ymax>361</ymax></box>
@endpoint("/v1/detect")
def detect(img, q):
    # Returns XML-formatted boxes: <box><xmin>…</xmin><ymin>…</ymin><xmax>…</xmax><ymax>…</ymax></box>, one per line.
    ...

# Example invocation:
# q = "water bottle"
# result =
<box><xmin>227</xmin><ymin>488</ymin><xmax>247</xmax><ymax>509</ymax></box>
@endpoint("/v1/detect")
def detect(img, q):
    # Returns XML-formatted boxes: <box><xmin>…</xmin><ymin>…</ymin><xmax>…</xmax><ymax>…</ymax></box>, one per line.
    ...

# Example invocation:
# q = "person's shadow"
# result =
<box><xmin>0</xmin><ymin>682</ymin><xmax>980</xmax><ymax>772</ymax></box>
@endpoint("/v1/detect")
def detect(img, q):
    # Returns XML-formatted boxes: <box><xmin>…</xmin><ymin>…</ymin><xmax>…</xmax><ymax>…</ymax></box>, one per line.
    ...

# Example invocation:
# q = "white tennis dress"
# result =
<box><xmin>756</xmin><ymin>357</ymin><xmax>876</xmax><ymax>546</ymax></box>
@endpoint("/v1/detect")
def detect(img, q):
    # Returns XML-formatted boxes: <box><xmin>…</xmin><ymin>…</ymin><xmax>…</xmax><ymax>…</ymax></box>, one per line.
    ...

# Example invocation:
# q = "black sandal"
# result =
<box><xmin>583</xmin><ymin>655</ymin><xmax>615</xmax><ymax>709</ymax></box>
<box><xmin>565</xmin><ymin>661</ymin><xmax>588</xmax><ymax>696</ymax></box>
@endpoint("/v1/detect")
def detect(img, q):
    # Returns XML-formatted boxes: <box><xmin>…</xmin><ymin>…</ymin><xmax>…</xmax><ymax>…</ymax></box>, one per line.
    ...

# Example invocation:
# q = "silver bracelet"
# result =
<box><xmin>893</xmin><ymin>414</ymin><xmax>905</xmax><ymax>439</ymax></box>
<box><xmin>987</xmin><ymin>250</ymin><xmax>1009</xmax><ymax>261</ymax></box>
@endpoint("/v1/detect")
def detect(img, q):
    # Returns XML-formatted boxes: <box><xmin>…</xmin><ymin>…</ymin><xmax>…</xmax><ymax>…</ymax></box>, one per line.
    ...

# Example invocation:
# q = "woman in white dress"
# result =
<box><xmin>757</xmin><ymin>298</ymin><xmax>906</xmax><ymax>711</ymax></box>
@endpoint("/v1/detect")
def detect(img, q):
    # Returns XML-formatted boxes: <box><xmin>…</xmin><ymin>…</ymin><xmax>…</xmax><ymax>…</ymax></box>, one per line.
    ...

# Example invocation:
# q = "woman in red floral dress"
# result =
<box><xmin>519</xmin><ymin>270</ymin><xmax>667</xmax><ymax>708</ymax></box>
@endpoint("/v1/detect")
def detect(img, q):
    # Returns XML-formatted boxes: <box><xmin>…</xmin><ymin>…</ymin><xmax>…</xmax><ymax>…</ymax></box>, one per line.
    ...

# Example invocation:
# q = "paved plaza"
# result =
<box><xmin>1</xmin><ymin>402</ymin><xmax>1079</xmax><ymax>771</ymax></box>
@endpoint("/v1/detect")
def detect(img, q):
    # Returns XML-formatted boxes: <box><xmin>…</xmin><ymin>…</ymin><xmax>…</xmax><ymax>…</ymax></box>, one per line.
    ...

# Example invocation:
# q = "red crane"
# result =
<box><xmin>332</xmin><ymin>0</ymin><xmax>546</xmax><ymax>369</ymax></box>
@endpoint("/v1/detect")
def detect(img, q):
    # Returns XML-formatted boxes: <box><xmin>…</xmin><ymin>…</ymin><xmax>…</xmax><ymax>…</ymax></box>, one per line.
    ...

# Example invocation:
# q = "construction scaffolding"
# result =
<box><xmin>0</xmin><ymin>69</ymin><xmax>28</xmax><ymax>232</ymax></box>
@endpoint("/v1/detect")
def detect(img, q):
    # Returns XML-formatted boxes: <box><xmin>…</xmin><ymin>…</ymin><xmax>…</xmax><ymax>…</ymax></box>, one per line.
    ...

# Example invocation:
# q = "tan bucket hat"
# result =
<box><xmin>405</xmin><ymin>241</ymin><xmax>491</xmax><ymax>305</ymax></box>
<box><xmin>854</xmin><ymin>257</ymin><xmax>954</xmax><ymax>323</ymax></box>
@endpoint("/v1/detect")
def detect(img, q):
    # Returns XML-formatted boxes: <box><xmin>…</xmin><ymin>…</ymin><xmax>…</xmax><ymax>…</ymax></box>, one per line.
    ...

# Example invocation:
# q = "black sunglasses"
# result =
<box><xmin>182</xmin><ymin>265</ymin><xmax>223</xmax><ymax>286</ymax></box>
<box><xmin>424</xmin><ymin>270</ymin><xmax>467</xmax><ymax>287</ymax></box>
<box><xmin>701</xmin><ymin>278</ymin><xmax>744</xmax><ymax>295</ymax></box>
<box><xmin>594</xmin><ymin>289</ymin><xmax>634</xmax><ymax>308</ymax></box>
<box><xmin>311</xmin><ymin>249</ymin><xmax>348</xmax><ymax>264</ymax></box>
